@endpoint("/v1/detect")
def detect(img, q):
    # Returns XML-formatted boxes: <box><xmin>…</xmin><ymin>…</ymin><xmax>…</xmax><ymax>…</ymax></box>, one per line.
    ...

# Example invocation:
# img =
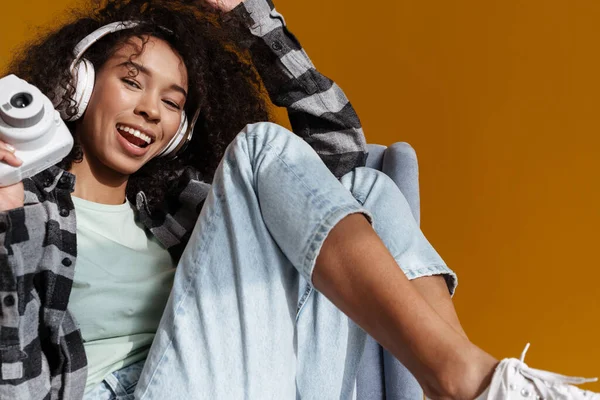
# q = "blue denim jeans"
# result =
<box><xmin>85</xmin><ymin>122</ymin><xmax>456</xmax><ymax>399</ymax></box>
<box><xmin>84</xmin><ymin>361</ymin><xmax>144</xmax><ymax>399</ymax></box>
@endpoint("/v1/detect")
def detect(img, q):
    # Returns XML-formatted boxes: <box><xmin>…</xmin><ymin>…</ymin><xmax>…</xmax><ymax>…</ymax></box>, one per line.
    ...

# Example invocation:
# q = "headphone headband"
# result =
<box><xmin>70</xmin><ymin>21</ymin><xmax>139</xmax><ymax>74</ymax></box>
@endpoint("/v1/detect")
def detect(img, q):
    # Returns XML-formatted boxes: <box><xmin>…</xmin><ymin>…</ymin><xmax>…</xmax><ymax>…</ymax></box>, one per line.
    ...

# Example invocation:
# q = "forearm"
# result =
<box><xmin>229</xmin><ymin>0</ymin><xmax>368</xmax><ymax>178</ymax></box>
<box><xmin>0</xmin><ymin>199</ymin><xmax>23</xmax><ymax>212</ymax></box>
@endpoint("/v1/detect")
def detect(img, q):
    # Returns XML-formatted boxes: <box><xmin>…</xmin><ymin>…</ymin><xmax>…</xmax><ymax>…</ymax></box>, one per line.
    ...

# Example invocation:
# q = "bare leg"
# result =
<box><xmin>412</xmin><ymin>275</ymin><xmax>468</xmax><ymax>339</ymax></box>
<box><xmin>314</xmin><ymin>214</ymin><xmax>497</xmax><ymax>400</ymax></box>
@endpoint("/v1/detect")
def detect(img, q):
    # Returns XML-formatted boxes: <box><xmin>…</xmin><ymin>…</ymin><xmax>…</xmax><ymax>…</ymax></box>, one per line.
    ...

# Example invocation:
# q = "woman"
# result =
<box><xmin>0</xmin><ymin>0</ymin><xmax>597</xmax><ymax>399</ymax></box>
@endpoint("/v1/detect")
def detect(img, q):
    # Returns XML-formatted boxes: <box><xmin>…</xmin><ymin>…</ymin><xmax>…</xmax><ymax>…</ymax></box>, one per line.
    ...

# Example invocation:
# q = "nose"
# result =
<box><xmin>134</xmin><ymin>94</ymin><xmax>160</xmax><ymax>122</ymax></box>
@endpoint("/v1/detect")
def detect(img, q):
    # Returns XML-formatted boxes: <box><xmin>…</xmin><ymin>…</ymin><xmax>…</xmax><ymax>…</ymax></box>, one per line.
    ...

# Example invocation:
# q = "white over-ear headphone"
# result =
<box><xmin>54</xmin><ymin>21</ymin><xmax>198</xmax><ymax>158</ymax></box>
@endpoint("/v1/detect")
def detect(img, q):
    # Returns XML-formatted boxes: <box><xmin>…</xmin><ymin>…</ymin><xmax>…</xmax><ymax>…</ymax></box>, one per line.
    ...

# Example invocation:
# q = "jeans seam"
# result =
<box><xmin>295</xmin><ymin>284</ymin><xmax>313</xmax><ymax>321</ymax></box>
<box><xmin>137</xmin><ymin>198</ymin><xmax>222</xmax><ymax>399</ymax></box>
<box><xmin>402</xmin><ymin>264</ymin><xmax>459</xmax><ymax>295</ymax></box>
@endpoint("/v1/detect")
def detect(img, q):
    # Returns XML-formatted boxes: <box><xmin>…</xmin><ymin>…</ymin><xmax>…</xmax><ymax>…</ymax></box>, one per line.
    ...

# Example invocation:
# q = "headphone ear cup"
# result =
<box><xmin>65</xmin><ymin>58</ymin><xmax>95</xmax><ymax>121</ymax></box>
<box><xmin>157</xmin><ymin>112</ymin><xmax>189</xmax><ymax>158</ymax></box>
<box><xmin>178</xmin><ymin>115</ymin><xmax>189</xmax><ymax>143</ymax></box>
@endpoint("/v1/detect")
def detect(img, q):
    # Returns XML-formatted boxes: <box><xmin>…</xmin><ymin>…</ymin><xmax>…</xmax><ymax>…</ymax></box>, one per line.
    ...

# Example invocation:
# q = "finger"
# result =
<box><xmin>0</xmin><ymin>149</ymin><xmax>23</xmax><ymax>167</ymax></box>
<box><xmin>0</xmin><ymin>142</ymin><xmax>15</xmax><ymax>153</ymax></box>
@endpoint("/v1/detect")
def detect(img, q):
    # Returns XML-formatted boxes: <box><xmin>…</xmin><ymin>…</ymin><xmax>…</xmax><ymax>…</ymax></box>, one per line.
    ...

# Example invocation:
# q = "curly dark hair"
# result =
<box><xmin>6</xmin><ymin>0</ymin><xmax>270</xmax><ymax>212</ymax></box>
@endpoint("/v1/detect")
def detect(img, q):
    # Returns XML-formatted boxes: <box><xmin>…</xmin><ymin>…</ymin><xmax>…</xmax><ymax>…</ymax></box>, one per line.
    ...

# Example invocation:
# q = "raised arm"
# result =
<box><xmin>222</xmin><ymin>0</ymin><xmax>369</xmax><ymax>178</ymax></box>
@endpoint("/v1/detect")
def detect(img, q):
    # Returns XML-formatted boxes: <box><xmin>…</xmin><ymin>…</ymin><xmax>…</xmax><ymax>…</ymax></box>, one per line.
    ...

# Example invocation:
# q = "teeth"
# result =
<box><xmin>116</xmin><ymin>124</ymin><xmax>152</xmax><ymax>145</ymax></box>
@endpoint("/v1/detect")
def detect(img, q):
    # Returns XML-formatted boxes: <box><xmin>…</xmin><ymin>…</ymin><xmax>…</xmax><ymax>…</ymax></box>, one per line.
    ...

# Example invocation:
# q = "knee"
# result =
<box><xmin>226</xmin><ymin>122</ymin><xmax>313</xmax><ymax>165</ymax></box>
<box><xmin>239</xmin><ymin>122</ymin><xmax>299</xmax><ymax>147</ymax></box>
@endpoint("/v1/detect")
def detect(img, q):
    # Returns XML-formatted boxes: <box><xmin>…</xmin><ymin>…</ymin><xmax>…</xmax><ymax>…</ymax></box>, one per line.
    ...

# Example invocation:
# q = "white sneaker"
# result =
<box><xmin>477</xmin><ymin>344</ymin><xmax>599</xmax><ymax>400</ymax></box>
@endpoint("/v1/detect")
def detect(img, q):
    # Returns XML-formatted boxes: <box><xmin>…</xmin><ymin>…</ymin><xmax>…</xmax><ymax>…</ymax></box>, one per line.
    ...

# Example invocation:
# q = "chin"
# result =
<box><xmin>103</xmin><ymin>153</ymin><xmax>151</xmax><ymax>176</ymax></box>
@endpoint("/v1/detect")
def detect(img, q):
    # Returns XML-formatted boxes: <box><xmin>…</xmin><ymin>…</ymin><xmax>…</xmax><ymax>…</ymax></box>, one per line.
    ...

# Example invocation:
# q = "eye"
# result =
<box><xmin>163</xmin><ymin>100</ymin><xmax>181</xmax><ymax>110</ymax></box>
<box><xmin>122</xmin><ymin>78</ymin><xmax>141</xmax><ymax>89</ymax></box>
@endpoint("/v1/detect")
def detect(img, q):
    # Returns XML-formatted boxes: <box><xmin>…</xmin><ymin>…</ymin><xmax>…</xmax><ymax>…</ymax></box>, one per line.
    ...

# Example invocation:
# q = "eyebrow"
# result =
<box><xmin>116</xmin><ymin>61</ymin><xmax>188</xmax><ymax>98</ymax></box>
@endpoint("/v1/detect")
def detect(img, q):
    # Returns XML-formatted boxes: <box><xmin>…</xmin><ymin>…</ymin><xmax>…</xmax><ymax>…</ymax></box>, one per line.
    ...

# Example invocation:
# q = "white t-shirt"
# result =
<box><xmin>69</xmin><ymin>196</ymin><xmax>175</xmax><ymax>393</ymax></box>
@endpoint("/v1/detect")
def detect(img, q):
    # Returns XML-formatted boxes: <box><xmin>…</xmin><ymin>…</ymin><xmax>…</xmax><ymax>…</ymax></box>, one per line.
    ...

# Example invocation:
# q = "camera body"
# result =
<box><xmin>0</xmin><ymin>74</ymin><xmax>73</xmax><ymax>187</ymax></box>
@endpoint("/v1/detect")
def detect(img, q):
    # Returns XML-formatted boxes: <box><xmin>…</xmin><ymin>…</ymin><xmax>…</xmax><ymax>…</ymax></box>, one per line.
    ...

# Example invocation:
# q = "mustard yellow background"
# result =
<box><xmin>2</xmin><ymin>0</ymin><xmax>599</xmax><ymax>390</ymax></box>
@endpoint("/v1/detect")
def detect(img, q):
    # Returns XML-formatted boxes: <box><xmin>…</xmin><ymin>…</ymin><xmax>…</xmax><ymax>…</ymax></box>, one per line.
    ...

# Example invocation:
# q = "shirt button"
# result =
<box><xmin>271</xmin><ymin>41</ymin><xmax>283</xmax><ymax>51</ymax></box>
<box><xmin>62</xmin><ymin>258</ymin><xmax>72</xmax><ymax>267</ymax></box>
<box><xmin>242</xmin><ymin>10</ymin><xmax>253</xmax><ymax>22</ymax></box>
<box><xmin>4</xmin><ymin>295</ymin><xmax>15</xmax><ymax>307</ymax></box>
<box><xmin>59</xmin><ymin>208</ymin><xmax>70</xmax><ymax>217</ymax></box>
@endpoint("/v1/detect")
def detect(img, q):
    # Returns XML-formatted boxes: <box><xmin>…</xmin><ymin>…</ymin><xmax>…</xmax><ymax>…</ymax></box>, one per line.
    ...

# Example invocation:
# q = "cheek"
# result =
<box><xmin>89</xmin><ymin>81</ymin><xmax>133</xmax><ymax>120</ymax></box>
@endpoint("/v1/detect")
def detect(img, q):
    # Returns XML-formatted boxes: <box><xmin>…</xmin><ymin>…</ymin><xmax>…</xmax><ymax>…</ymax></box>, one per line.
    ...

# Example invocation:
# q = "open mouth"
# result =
<box><xmin>116</xmin><ymin>124</ymin><xmax>154</xmax><ymax>148</ymax></box>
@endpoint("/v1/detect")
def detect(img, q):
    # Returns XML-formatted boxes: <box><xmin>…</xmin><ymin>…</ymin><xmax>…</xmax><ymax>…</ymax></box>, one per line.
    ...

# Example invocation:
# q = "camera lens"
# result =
<box><xmin>10</xmin><ymin>92</ymin><xmax>34</xmax><ymax>108</ymax></box>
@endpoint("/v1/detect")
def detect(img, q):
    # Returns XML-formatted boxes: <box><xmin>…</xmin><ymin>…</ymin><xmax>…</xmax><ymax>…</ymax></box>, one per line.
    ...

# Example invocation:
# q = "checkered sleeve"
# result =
<box><xmin>0</xmin><ymin>204</ymin><xmax>51</xmax><ymax>396</ymax></box>
<box><xmin>0</xmin><ymin>181</ymin><xmax>84</xmax><ymax>398</ymax></box>
<box><xmin>231</xmin><ymin>0</ymin><xmax>369</xmax><ymax>179</ymax></box>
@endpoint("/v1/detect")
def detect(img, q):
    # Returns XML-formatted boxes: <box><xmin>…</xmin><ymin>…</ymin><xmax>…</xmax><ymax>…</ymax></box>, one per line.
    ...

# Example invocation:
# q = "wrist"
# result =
<box><xmin>228</xmin><ymin>0</ymin><xmax>272</xmax><ymax>29</ymax></box>
<box><xmin>0</xmin><ymin>200</ymin><xmax>24</xmax><ymax>212</ymax></box>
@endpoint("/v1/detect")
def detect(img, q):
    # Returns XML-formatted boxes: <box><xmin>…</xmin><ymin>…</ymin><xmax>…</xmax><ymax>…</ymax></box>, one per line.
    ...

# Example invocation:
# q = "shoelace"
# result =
<box><xmin>516</xmin><ymin>343</ymin><xmax>598</xmax><ymax>399</ymax></box>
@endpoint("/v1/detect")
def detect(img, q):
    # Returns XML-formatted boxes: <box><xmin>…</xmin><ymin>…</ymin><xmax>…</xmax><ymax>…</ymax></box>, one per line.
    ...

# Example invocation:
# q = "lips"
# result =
<box><xmin>116</xmin><ymin>123</ymin><xmax>154</xmax><ymax>147</ymax></box>
<box><xmin>118</xmin><ymin>128</ymin><xmax>148</xmax><ymax>148</ymax></box>
<box><xmin>115</xmin><ymin>126</ymin><xmax>151</xmax><ymax>157</ymax></box>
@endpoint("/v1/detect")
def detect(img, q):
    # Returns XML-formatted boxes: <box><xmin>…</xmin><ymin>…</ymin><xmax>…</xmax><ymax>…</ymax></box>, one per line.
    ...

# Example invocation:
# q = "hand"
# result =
<box><xmin>0</xmin><ymin>140</ymin><xmax>24</xmax><ymax>212</ymax></box>
<box><xmin>203</xmin><ymin>0</ymin><xmax>245</xmax><ymax>12</ymax></box>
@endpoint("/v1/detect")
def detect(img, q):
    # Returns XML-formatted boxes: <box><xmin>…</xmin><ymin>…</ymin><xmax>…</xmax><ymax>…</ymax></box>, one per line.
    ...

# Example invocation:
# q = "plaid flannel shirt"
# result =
<box><xmin>0</xmin><ymin>0</ymin><xmax>368</xmax><ymax>398</ymax></box>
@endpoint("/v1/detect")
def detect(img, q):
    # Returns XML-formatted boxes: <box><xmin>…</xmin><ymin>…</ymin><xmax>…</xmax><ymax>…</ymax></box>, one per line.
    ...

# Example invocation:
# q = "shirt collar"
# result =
<box><xmin>30</xmin><ymin>165</ymin><xmax>76</xmax><ymax>193</ymax></box>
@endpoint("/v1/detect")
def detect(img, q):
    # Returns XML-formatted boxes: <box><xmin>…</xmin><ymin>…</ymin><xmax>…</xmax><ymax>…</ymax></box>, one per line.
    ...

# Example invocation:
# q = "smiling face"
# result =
<box><xmin>76</xmin><ymin>35</ymin><xmax>188</xmax><ymax>176</ymax></box>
